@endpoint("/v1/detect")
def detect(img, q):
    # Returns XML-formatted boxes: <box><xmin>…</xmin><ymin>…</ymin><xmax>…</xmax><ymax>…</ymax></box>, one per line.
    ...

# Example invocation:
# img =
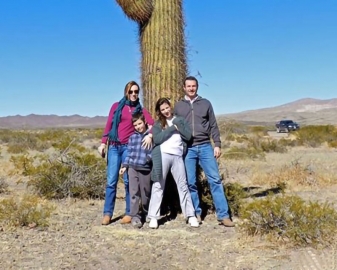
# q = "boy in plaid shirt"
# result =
<box><xmin>119</xmin><ymin>113</ymin><xmax>152</xmax><ymax>228</ymax></box>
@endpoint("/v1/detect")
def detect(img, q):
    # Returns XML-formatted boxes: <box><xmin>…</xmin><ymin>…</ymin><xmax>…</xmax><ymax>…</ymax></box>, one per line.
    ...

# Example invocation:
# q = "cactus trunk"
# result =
<box><xmin>116</xmin><ymin>0</ymin><xmax>187</xmax><ymax>116</ymax></box>
<box><xmin>140</xmin><ymin>0</ymin><xmax>187</xmax><ymax>114</ymax></box>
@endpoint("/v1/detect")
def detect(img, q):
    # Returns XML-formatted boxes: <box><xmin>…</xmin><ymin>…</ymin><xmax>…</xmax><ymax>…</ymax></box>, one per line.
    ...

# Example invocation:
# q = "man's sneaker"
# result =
<box><xmin>131</xmin><ymin>218</ymin><xmax>142</xmax><ymax>228</ymax></box>
<box><xmin>149</xmin><ymin>219</ymin><xmax>158</xmax><ymax>229</ymax></box>
<box><xmin>188</xmin><ymin>217</ymin><xmax>200</xmax><ymax>228</ymax></box>
<box><xmin>101</xmin><ymin>215</ymin><xmax>111</xmax><ymax>226</ymax></box>
<box><xmin>196</xmin><ymin>215</ymin><xmax>202</xmax><ymax>224</ymax></box>
<box><xmin>219</xmin><ymin>218</ymin><xmax>235</xmax><ymax>227</ymax></box>
<box><xmin>120</xmin><ymin>215</ymin><xmax>132</xmax><ymax>224</ymax></box>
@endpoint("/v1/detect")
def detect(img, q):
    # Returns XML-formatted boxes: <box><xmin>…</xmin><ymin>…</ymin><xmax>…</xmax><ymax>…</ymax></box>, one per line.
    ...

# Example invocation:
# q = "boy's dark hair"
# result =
<box><xmin>184</xmin><ymin>76</ymin><xmax>199</xmax><ymax>87</ymax></box>
<box><xmin>132</xmin><ymin>112</ymin><xmax>146</xmax><ymax>123</ymax></box>
<box><xmin>132</xmin><ymin>112</ymin><xmax>148</xmax><ymax>130</ymax></box>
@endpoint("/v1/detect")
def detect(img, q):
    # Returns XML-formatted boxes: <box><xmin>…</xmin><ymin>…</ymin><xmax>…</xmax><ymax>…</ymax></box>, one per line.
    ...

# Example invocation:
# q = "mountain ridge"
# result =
<box><xmin>1</xmin><ymin>98</ymin><xmax>336</xmax><ymax>128</ymax></box>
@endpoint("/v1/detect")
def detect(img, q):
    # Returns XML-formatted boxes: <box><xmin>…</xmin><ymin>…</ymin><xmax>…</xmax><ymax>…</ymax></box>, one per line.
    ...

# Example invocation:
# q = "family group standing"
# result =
<box><xmin>97</xmin><ymin>77</ymin><xmax>234</xmax><ymax>229</ymax></box>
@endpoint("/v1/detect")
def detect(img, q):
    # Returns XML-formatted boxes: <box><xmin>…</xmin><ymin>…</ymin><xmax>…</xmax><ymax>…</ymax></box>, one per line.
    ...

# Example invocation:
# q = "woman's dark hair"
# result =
<box><xmin>155</xmin><ymin>98</ymin><xmax>171</xmax><ymax>129</ymax></box>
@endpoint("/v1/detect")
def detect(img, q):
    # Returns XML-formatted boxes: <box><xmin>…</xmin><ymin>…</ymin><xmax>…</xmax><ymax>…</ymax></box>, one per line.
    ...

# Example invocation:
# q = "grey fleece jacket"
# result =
<box><xmin>174</xmin><ymin>96</ymin><xmax>221</xmax><ymax>148</ymax></box>
<box><xmin>151</xmin><ymin>116</ymin><xmax>192</xmax><ymax>182</ymax></box>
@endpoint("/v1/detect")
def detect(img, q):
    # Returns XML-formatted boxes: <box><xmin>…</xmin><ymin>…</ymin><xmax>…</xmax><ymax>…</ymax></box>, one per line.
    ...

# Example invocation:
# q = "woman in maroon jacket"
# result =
<box><xmin>98</xmin><ymin>81</ymin><xmax>154</xmax><ymax>225</ymax></box>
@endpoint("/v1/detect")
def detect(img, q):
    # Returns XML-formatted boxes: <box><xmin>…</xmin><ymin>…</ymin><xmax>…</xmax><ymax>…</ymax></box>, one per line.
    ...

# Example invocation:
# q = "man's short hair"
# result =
<box><xmin>184</xmin><ymin>76</ymin><xmax>199</xmax><ymax>87</ymax></box>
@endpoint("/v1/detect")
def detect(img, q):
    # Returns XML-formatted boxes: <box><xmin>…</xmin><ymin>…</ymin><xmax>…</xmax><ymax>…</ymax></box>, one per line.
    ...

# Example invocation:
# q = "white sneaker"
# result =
<box><xmin>188</xmin><ymin>217</ymin><xmax>200</xmax><ymax>228</ymax></box>
<box><xmin>149</xmin><ymin>218</ymin><xmax>158</xmax><ymax>229</ymax></box>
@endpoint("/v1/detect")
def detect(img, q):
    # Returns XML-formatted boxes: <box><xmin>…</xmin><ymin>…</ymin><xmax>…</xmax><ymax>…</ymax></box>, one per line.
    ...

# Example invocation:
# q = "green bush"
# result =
<box><xmin>240</xmin><ymin>195</ymin><xmax>337</xmax><ymax>247</ymax></box>
<box><xmin>295</xmin><ymin>125</ymin><xmax>337</xmax><ymax>147</ymax></box>
<box><xmin>11</xmin><ymin>151</ymin><xmax>106</xmax><ymax>199</ymax></box>
<box><xmin>0</xmin><ymin>194</ymin><xmax>55</xmax><ymax>229</ymax></box>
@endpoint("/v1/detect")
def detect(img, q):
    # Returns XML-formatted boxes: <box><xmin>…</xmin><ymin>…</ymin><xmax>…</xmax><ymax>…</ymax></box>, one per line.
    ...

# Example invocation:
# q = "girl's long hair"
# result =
<box><xmin>155</xmin><ymin>98</ymin><xmax>171</xmax><ymax>129</ymax></box>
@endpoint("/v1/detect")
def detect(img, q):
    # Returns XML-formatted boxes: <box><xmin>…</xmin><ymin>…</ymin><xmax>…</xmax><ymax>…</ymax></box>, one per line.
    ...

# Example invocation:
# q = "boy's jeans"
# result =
<box><xmin>103</xmin><ymin>144</ymin><xmax>130</xmax><ymax>217</ymax></box>
<box><xmin>184</xmin><ymin>143</ymin><xmax>230</xmax><ymax>220</ymax></box>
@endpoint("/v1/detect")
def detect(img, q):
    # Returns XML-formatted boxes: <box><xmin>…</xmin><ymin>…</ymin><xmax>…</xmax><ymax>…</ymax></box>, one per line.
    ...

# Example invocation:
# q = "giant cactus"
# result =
<box><xmin>116</xmin><ymin>0</ymin><xmax>187</xmax><ymax>115</ymax></box>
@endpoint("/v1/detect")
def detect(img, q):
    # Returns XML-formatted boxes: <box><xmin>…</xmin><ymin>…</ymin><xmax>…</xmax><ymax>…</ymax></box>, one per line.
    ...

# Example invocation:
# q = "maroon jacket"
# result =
<box><xmin>101</xmin><ymin>102</ymin><xmax>154</xmax><ymax>145</ymax></box>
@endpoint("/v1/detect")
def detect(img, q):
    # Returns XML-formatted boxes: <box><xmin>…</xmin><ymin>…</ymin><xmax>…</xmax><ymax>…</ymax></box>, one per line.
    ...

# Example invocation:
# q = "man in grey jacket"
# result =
<box><xmin>174</xmin><ymin>76</ymin><xmax>234</xmax><ymax>227</ymax></box>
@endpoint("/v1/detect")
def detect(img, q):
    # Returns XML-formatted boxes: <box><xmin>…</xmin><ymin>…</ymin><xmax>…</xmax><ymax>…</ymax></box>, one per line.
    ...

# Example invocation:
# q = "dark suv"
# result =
<box><xmin>275</xmin><ymin>120</ymin><xmax>300</xmax><ymax>133</ymax></box>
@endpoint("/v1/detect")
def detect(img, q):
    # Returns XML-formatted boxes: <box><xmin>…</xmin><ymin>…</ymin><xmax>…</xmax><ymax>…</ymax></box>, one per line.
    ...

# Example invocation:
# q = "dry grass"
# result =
<box><xmin>1</xmin><ymin>127</ymin><xmax>337</xmax><ymax>269</ymax></box>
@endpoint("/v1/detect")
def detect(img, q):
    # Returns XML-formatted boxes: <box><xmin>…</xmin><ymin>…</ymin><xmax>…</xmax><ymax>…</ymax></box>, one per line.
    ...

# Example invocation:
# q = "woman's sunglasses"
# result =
<box><xmin>128</xmin><ymin>90</ymin><xmax>139</xmax><ymax>95</ymax></box>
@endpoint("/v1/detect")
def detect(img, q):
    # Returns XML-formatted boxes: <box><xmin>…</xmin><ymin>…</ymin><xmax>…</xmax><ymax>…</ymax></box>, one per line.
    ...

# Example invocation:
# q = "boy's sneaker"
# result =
<box><xmin>131</xmin><ymin>218</ymin><xmax>142</xmax><ymax>228</ymax></box>
<box><xmin>149</xmin><ymin>219</ymin><xmax>158</xmax><ymax>229</ymax></box>
<box><xmin>219</xmin><ymin>218</ymin><xmax>235</xmax><ymax>227</ymax></box>
<box><xmin>188</xmin><ymin>217</ymin><xmax>200</xmax><ymax>228</ymax></box>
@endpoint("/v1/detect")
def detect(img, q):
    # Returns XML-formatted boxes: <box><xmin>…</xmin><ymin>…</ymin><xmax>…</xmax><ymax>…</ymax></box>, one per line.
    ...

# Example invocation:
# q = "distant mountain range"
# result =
<box><xmin>0</xmin><ymin>98</ymin><xmax>336</xmax><ymax>129</ymax></box>
<box><xmin>221</xmin><ymin>98</ymin><xmax>337</xmax><ymax>125</ymax></box>
<box><xmin>0</xmin><ymin>114</ymin><xmax>107</xmax><ymax>129</ymax></box>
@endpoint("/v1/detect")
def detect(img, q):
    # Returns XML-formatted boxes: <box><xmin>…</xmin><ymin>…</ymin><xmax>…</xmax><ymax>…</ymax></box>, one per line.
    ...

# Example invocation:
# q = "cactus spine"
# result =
<box><xmin>116</xmin><ymin>0</ymin><xmax>187</xmax><ymax>115</ymax></box>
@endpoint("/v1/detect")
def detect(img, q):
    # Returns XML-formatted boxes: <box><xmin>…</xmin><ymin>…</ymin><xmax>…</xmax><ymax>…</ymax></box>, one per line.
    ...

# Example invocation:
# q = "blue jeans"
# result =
<box><xmin>103</xmin><ymin>144</ymin><xmax>130</xmax><ymax>217</ymax></box>
<box><xmin>184</xmin><ymin>143</ymin><xmax>229</xmax><ymax>220</ymax></box>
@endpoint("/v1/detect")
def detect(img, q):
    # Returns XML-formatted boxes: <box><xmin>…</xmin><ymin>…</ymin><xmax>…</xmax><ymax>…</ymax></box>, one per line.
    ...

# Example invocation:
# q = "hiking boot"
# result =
<box><xmin>101</xmin><ymin>215</ymin><xmax>111</xmax><ymax>226</ymax></box>
<box><xmin>131</xmin><ymin>217</ymin><xmax>142</xmax><ymax>228</ymax></box>
<box><xmin>188</xmin><ymin>217</ymin><xmax>200</xmax><ymax>228</ymax></box>
<box><xmin>149</xmin><ymin>219</ymin><xmax>158</xmax><ymax>229</ymax></box>
<box><xmin>196</xmin><ymin>215</ymin><xmax>202</xmax><ymax>224</ymax></box>
<box><xmin>120</xmin><ymin>215</ymin><xmax>132</xmax><ymax>224</ymax></box>
<box><xmin>219</xmin><ymin>218</ymin><xmax>235</xmax><ymax>227</ymax></box>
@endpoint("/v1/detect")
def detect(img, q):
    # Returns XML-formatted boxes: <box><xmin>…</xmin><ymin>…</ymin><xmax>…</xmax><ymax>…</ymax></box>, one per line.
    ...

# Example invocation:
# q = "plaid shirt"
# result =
<box><xmin>123</xmin><ymin>130</ymin><xmax>152</xmax><ymax>170</ymax></box>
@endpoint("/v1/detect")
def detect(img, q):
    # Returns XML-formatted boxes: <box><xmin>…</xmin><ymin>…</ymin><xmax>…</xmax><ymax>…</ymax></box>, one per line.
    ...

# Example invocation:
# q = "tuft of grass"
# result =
<box><xmin>0</xmin><ymin>194</ymin><xmax>55</xmax><ymax>229</ymax></box>
<box><xmin>240</xmin><ymin>194</ymin><xmax>337</xmax><ymax>247</ymax></box>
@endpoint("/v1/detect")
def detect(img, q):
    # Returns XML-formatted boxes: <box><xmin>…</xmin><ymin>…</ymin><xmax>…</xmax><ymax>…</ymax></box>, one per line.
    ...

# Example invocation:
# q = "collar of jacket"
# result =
<box><xmin>182</xmin><ymin>95</ymin><xmax>202</xmax><ymax>103</ymax></box>
<box><xmin>134</xmin><ymin>129</ymin><xmax>150</xmax><ymax>137</ymax></box>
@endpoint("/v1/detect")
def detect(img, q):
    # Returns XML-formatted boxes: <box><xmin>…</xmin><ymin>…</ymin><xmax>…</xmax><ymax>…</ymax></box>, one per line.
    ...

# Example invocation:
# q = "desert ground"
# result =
<box><xmin>1</xmin><ymin>127</ymin><xmax>337</xmax><ymax>270</ymax></box>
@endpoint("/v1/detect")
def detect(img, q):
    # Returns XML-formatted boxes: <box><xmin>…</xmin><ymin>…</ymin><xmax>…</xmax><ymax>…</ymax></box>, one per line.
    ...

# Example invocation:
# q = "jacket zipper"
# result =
<box><xmin>190</xmin><ymin>102</ymin><xmax>195</xmax><ymax>136</ymax></box>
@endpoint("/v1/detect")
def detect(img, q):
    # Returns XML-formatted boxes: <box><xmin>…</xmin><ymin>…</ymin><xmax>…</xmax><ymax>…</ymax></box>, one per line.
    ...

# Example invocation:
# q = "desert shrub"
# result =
<box><xmin>235</xmin><ymin>134</ymin><xmax>249</xmax><ymax>143</ymax></box>
<box><xmin>0</xmin><ymin>194</ymin><xmax>55</xmax><ymax>229</ymax></box>
<box><xmin>295</xmin><ymin>125</ymin><xmax>337</xmax><ymax>147</ymax></box>
<box><xmin>224</xmin><ymin>146</ymin><xmax>266</xmax><ymax>160</ymax></box>
<box><xmin>252</xmin><ymin>159</ymin><xmax>336</xmax><ymax>188</ymax></box>
<box><xmin>328</xmin><ymin>140</ymin><xmax>337</xmax><ymax>148</ymax></box>
<box><xmin>249</xmin><ymin>126</ymin><xmax>269</xmax><ymax>136</ymax></box>
<box><xmin>240</xmin><ymin>195</ymin><xmax>337</xmax><ymax>247</ymax></box>
<box><xmin>248</xmin><ymin>135</ymin><xmax>287</xmax><ymax>153</ymax></box>
<box><xmin>0</xmin><ymin>129</ymin><xmax>15</xmax><ymax>143</ymax></box>
<box><xmin>278</xmin><ymin>138</ymin><xmax>297</xmax><ymax>147</ymax></box>
<box><xmin>11</xmin><ymin>152</ymin><xmax>106</xmax><ymax>199</ymax></box>
<box><xmin>6</xmin><ymin>132</ymin><xmax>44</xmax><ymax>153</ymax></box>
<box><xmin>197</xmin><ymin>167</ymin><xmax>247</xmax><ymax>216</ymax></box>
<box><xmin>0</xmin><ymin>177</ymin><xmax>9</xmax><ymax>193</ymax></box>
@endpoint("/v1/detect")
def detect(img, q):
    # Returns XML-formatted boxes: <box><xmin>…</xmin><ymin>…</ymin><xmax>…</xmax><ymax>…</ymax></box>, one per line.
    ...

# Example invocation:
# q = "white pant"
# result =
<box><xmin>148</xmin><ymin>153</ymin><xmax>195</xmax><ymax>219</ymax></box>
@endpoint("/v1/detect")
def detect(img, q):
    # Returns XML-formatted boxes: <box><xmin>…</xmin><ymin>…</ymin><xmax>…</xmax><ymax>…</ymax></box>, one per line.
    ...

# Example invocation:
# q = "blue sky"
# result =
<box><xmin>1</xmin><ymin>0</ymin><xmax>336</xmax><ymax>117</ymax></box>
